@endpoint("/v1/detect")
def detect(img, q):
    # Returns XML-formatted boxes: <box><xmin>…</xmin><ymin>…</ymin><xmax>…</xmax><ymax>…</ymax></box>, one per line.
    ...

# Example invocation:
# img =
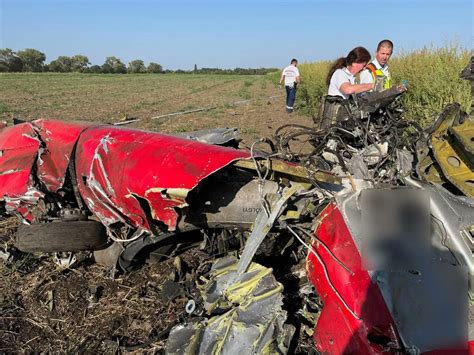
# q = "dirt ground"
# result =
<box><xmin>0</xmin><ymin>220</ymin><xmax>317</xmax><ymax>354</ymax></box>
<box><xmin>0</xmin><ymin>73</ymin><xmax>318</xmax><ymax>353</ymax></box>
<box><xmin>0</xmin><ymin>73</ymin><xmax>314</xmax><ymax>146</ymax></box>
<box><xmin>0</xmin><ymin>216</ymin><xmax>211</xmax><ymax>353</ymax></box>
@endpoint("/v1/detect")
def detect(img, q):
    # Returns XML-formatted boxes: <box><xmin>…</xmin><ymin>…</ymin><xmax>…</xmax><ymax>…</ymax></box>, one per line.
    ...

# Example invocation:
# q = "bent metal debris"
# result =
<box><xmin>1</xmin><ymin>59</ymin><xmax>473</xmax><ymax>354</ymax></box>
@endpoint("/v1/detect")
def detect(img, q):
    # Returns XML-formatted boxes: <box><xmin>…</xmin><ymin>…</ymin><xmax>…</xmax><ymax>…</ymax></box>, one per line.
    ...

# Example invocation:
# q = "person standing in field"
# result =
<box><xmin>327</xmin><ymin>47</ymin><xmax>374</xmax><ymax>99</ymax></box>
<box><xmin>279</xmin><ymin>59</ymin><xmax>301</xmax><ymax>113</ymax></box>
<box><xmin>360</xmin><ymin>39</ymin><xmax>393</xmax><ymax>91</ymax></box>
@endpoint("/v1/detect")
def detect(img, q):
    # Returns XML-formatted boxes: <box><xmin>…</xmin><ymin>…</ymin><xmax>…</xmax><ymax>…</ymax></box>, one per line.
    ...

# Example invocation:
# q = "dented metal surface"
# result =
<box><xmin>1</xmin><ymin>58</ymin><xmax>474</xmax><ymax>354</ymax></box>
<box><xmin>33</xmin><ymin>119</ymin><xmax>96</xmax><ymax>193</ymax></box>
<box><xmin>307</xmin><ymin>201</ymin><xmax>402</xmax><ymax>354</ymax></box>
<box><xmin>74</xmin><ymin>126</ymin><xmax>250</xmax><ymax>232</ymax></box>
<box><xmin>0</xmin><ymin>123</ymin><xmax>40</xmax><ymax>213</ymax></box>
<box><xmin>323</xmin><ymin>185</ymin><xmax>471</xmax><ymax>353</ymax></box>
<box><xmin>0</xmin><ymin>119</ymin><xmax>252</xmax><ymax>230</ymax></box>
<box><xmin>166</xmin><ymin>256</ymin><xmax>293</xmax><ymax>354</ymax></box>
<box><xmin>0</xmin><ymin>120</ymin><xmax>91</xmax><ymax>222</ymax></box>
<box><xmin>430</xmin><ymin>106</ymin><xmax>474</xmax><ymax>197</ymax></box>
<box><xmin>174</xmin><ymin>127</ymin><xmax>241</xmax><ymax>146</ymax></box>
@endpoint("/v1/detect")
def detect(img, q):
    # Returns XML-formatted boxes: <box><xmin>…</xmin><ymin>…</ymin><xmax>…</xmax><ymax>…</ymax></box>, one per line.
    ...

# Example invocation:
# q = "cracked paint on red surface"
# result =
<box><xmin>74</xmin><ymin>126</ymin><xmax>250</xmax><ymax>231</ymax></box>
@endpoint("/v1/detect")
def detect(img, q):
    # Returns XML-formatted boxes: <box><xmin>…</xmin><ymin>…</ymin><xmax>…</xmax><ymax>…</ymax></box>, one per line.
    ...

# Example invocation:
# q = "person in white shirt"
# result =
<box><xmin>279</xmin><ymin>58</ymin><xmax>301</xmax><ymax>113</ymax></box>
<box><xmin>360</xmin><ymin>40</ymin><xmax>393</xmax><ymax>91</ymax></box>
<box><xmin>327</xmin><ymin>47</ymin><xmax>374</xmax><ymax>99</ymax></box>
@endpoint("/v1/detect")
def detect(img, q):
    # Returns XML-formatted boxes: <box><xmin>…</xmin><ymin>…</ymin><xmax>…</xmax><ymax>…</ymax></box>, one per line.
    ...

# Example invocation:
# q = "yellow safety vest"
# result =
<box><xmin>366</xmin><ymin>63</ymin><xmax>391</xmax><ymax>90</ymax></box>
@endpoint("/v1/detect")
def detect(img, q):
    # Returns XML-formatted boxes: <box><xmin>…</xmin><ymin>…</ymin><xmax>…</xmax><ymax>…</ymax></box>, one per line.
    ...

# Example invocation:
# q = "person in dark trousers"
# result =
<box><xmin>279</xmin><ymin>58</ymin><xmax>301</xmax><ymax>113</ymax></box>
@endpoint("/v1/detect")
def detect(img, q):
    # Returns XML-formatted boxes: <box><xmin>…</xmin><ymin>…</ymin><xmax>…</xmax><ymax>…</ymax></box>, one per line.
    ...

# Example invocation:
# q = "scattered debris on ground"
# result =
<box><xmin>1</xmin><ymin>59</ymin><xmax>473</xmax><ymax>353</ymax></box>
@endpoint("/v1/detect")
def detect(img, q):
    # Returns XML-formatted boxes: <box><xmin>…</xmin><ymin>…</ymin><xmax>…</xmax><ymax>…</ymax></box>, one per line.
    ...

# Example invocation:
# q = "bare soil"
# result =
<box><xmin>0</xmin><ymin>223</ymin><xmax>208</xmax><ymax>353</ymax></box>
<box><xmin>0</xmin><ymin>74</ymin><xmax>317</xmax><ymax>353</ymax></box>
<box><xmin>0</xmin><ymin>73</ymin><xmax>314</xmax><ymax>146</ymax></box>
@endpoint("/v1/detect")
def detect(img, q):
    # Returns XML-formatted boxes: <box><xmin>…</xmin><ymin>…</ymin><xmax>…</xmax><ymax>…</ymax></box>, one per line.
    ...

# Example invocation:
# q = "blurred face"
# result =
<box><xmin>376</xmin><ymin>46</ymin><xmax>393</xmax><ymax>66</ymax></box>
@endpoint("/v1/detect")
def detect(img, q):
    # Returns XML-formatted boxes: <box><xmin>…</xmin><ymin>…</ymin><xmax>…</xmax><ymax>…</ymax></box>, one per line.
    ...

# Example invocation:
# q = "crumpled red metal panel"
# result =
<box><xmin>32</xmin><ymin>119</ymin><xmax>96</xmax><ymax>193</ymax></box>
<box><xmin>74</xmin><ymin>126</ymin><xmax>250</xmax><ymax>231</ymax></box>
<box><xmin>0</xmin><ymin>119</ymin><xmax>96</xmax><ymax>197</ymax></box>
<box><xmin>0</xmin><ymin>119</ymin><xmax>97</xmax><ymax>222</ymax></box>
<box><xmin>0</xmin><ymin>123</ymin><xmax>39</xmax><ymax>199</ymax></box>
<box><xmin>307</xmin><ymin>203</ymin><xmax>400</xmax><ymax>354</ymax></box>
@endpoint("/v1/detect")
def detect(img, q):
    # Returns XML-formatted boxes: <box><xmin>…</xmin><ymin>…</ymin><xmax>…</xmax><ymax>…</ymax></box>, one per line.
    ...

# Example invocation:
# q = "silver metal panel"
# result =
<box><xmin>335</xmin><ymin>180</ymin><xmax>472</xmax><ymax>351</ymax></box>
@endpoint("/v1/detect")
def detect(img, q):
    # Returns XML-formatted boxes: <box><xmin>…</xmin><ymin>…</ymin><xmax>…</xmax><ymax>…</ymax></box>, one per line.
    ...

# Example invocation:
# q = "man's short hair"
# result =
<box><xmin>291</xmin><ymin>58</ymin><xmax>298</xmax><ymax>64</ymax></box>
<box><xmin>377</xmin><ymin>40</ymin><xmax>394</xmax><ymax>52</ymax></box>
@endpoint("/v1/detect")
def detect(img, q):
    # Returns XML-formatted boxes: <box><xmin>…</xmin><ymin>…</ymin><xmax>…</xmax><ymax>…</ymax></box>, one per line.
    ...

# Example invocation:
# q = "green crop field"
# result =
<box><xmin>272</xmin><ymin>44</ymin><xmax>471</xmax><ymax>125</ymax></box>
<box><xmin>272</xmin><ymin>45</ymin><xmax>472</xmax><ymax>124</ymax></box>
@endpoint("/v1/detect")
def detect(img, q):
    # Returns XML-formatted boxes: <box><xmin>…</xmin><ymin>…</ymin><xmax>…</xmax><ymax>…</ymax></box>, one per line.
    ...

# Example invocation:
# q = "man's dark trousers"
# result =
<box><xmin>285</xmin><ymin>84</ymin><xmax>297</xmax><ymax>113</ymax></box>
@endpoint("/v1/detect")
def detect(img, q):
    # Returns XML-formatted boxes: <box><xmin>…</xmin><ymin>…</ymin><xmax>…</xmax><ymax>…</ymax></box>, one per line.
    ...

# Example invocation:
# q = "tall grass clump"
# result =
<box><xmin>296</xmin><ymin>61</ymin><xmax>332</xmax><ymax>116</ymax></box>
<box><xmin>390</xmin><ymin>45</ymin><xmax>470</xmax><ymax>124</ymax></box>
<box><xmin>287</xmin><ymin>44</ymin><xmax>470</xmax><ymax>125</ymax></box>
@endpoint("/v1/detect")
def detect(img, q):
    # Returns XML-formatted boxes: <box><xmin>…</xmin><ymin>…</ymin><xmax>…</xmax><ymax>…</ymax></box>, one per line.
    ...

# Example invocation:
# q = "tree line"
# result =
<box><xmin>188</xmin><ymin>65</ymin><xmax>277</xmax><ymax>75</ymax></box>
<box><xmin>0</xmin><ymin>48</ymin><xmax>162</xmax><ymax>73</ymax></box>
<box><xmin>0</xmin><ymin>48</ymin><xmax>277</xmax><ymax>75</ymax></box>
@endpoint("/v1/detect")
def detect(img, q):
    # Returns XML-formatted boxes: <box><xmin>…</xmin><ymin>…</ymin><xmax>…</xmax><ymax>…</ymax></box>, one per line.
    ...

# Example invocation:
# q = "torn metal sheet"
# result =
<box><xmin>236</xmin><ymin>183</ymin><xmax>303</xmax><ymax>276</ymax></box>
<box><xmin>0</xmin><ymin>123</ymin><xmax>45</xmax><ymax>222</ymax></box>
<box><xmin>307</xmin><ymin>202</ymin><xmax>402</xmax><ymax>354</ymax></box>
<box><xmin>1</xmin><ymin>119</ymin><xmax>311</xmax><ymax>234</ymax></box>
<box><xmin>418</xmin><ymin>103</ymin><xmax>474</xmax><ymax>197</ymax></box>
<box><xmin>0</xmin><ymin>123</ymin><xmax>40</xmax><ymax>199</ymax></box>
<box><xmin>430</xmin><ymin>105</ymin><xmax>474</xmax><ymax>197</ymax></box>
<box><xmin>180</xmin><ymin>176</ymin><xmax>281</xmax><ymax>231</ymax></box>
<box><xmin>0</xmin><ymin>120</ymin><xmax>98</xmax><ymax>222</ymax></box>
<box><xmin>166</xmin><ymin>256</ymin><xmax>293</xmax><ymax>354</ymax></box>
<box><xmin>74</xmin><ymin>126</ymin><xmax>251</xmax><ymax>231</ymax></box>
<box><xmin>174</xmin><ymin>127</ymin><xmax>241</xmax><ymax>146</ymax></box>
<box><xmin>2</xmin><ymin>57</ymin><xmax>473</xmax><ymax>355</ymax></box>
<box><xmin>0</xmin><ymin>120</ymin><xmax>97</xmax><ymax>197</ymax></box>
<box><xmin>32</xmin><ymin>119</ymin><xmax>96</xmax><ymax>193</ymax></box>
<box><xmin>307</xmin><ymin>184</ymin><xmax>473</xmax><ymax>353</ymax></box>
<box><xmin>4</xmin><ymin>186</ymin><xmax>45</xmax><ymax>222</ymax></box>
<box><xmin>233</xmin><ymin>158</ymin><xmax>340</xmax><ymax>185</ymax></box>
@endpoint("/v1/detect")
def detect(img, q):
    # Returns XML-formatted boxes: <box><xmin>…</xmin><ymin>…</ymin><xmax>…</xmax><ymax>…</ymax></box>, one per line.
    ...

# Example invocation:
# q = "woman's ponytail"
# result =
<box><xmin>326</xmin><ymin>47</ymin><xmax>371</xmax><ymax>86</ymax></box>
<box><xmin>326</xmin><ymin>57</ymin><xmax>346</xmax><ymax>85</ymax></box>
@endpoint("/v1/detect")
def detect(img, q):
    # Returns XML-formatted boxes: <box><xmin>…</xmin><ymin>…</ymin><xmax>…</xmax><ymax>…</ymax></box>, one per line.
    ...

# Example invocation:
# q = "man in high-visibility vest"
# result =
<box><xmin>360</xmin><ymin>39</ymin><xmax>393</xmax><ymax>91</ymax></box>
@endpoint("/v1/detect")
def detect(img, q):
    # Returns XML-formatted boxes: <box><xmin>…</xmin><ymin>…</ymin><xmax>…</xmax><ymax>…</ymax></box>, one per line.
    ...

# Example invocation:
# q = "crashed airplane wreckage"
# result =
<box><xmin>1</xmin><ymin>60</ymin><xmax>474</xmax><ymax>353</ymax></box>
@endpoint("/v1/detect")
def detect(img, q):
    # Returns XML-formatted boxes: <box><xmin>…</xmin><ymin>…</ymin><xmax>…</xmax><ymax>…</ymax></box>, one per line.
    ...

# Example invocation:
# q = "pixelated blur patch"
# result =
<box><xmin>360</xmin><ymin>188</ymin><xmax>430</xmax><ymax>271</ymax></box>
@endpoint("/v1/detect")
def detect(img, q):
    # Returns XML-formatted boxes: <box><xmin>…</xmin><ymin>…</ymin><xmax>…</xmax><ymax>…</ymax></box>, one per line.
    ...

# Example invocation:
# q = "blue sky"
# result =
<box><xmin>0</xmin><ymin>0</ymin><xmax>472</xmax><ymax>70</ymax></box>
